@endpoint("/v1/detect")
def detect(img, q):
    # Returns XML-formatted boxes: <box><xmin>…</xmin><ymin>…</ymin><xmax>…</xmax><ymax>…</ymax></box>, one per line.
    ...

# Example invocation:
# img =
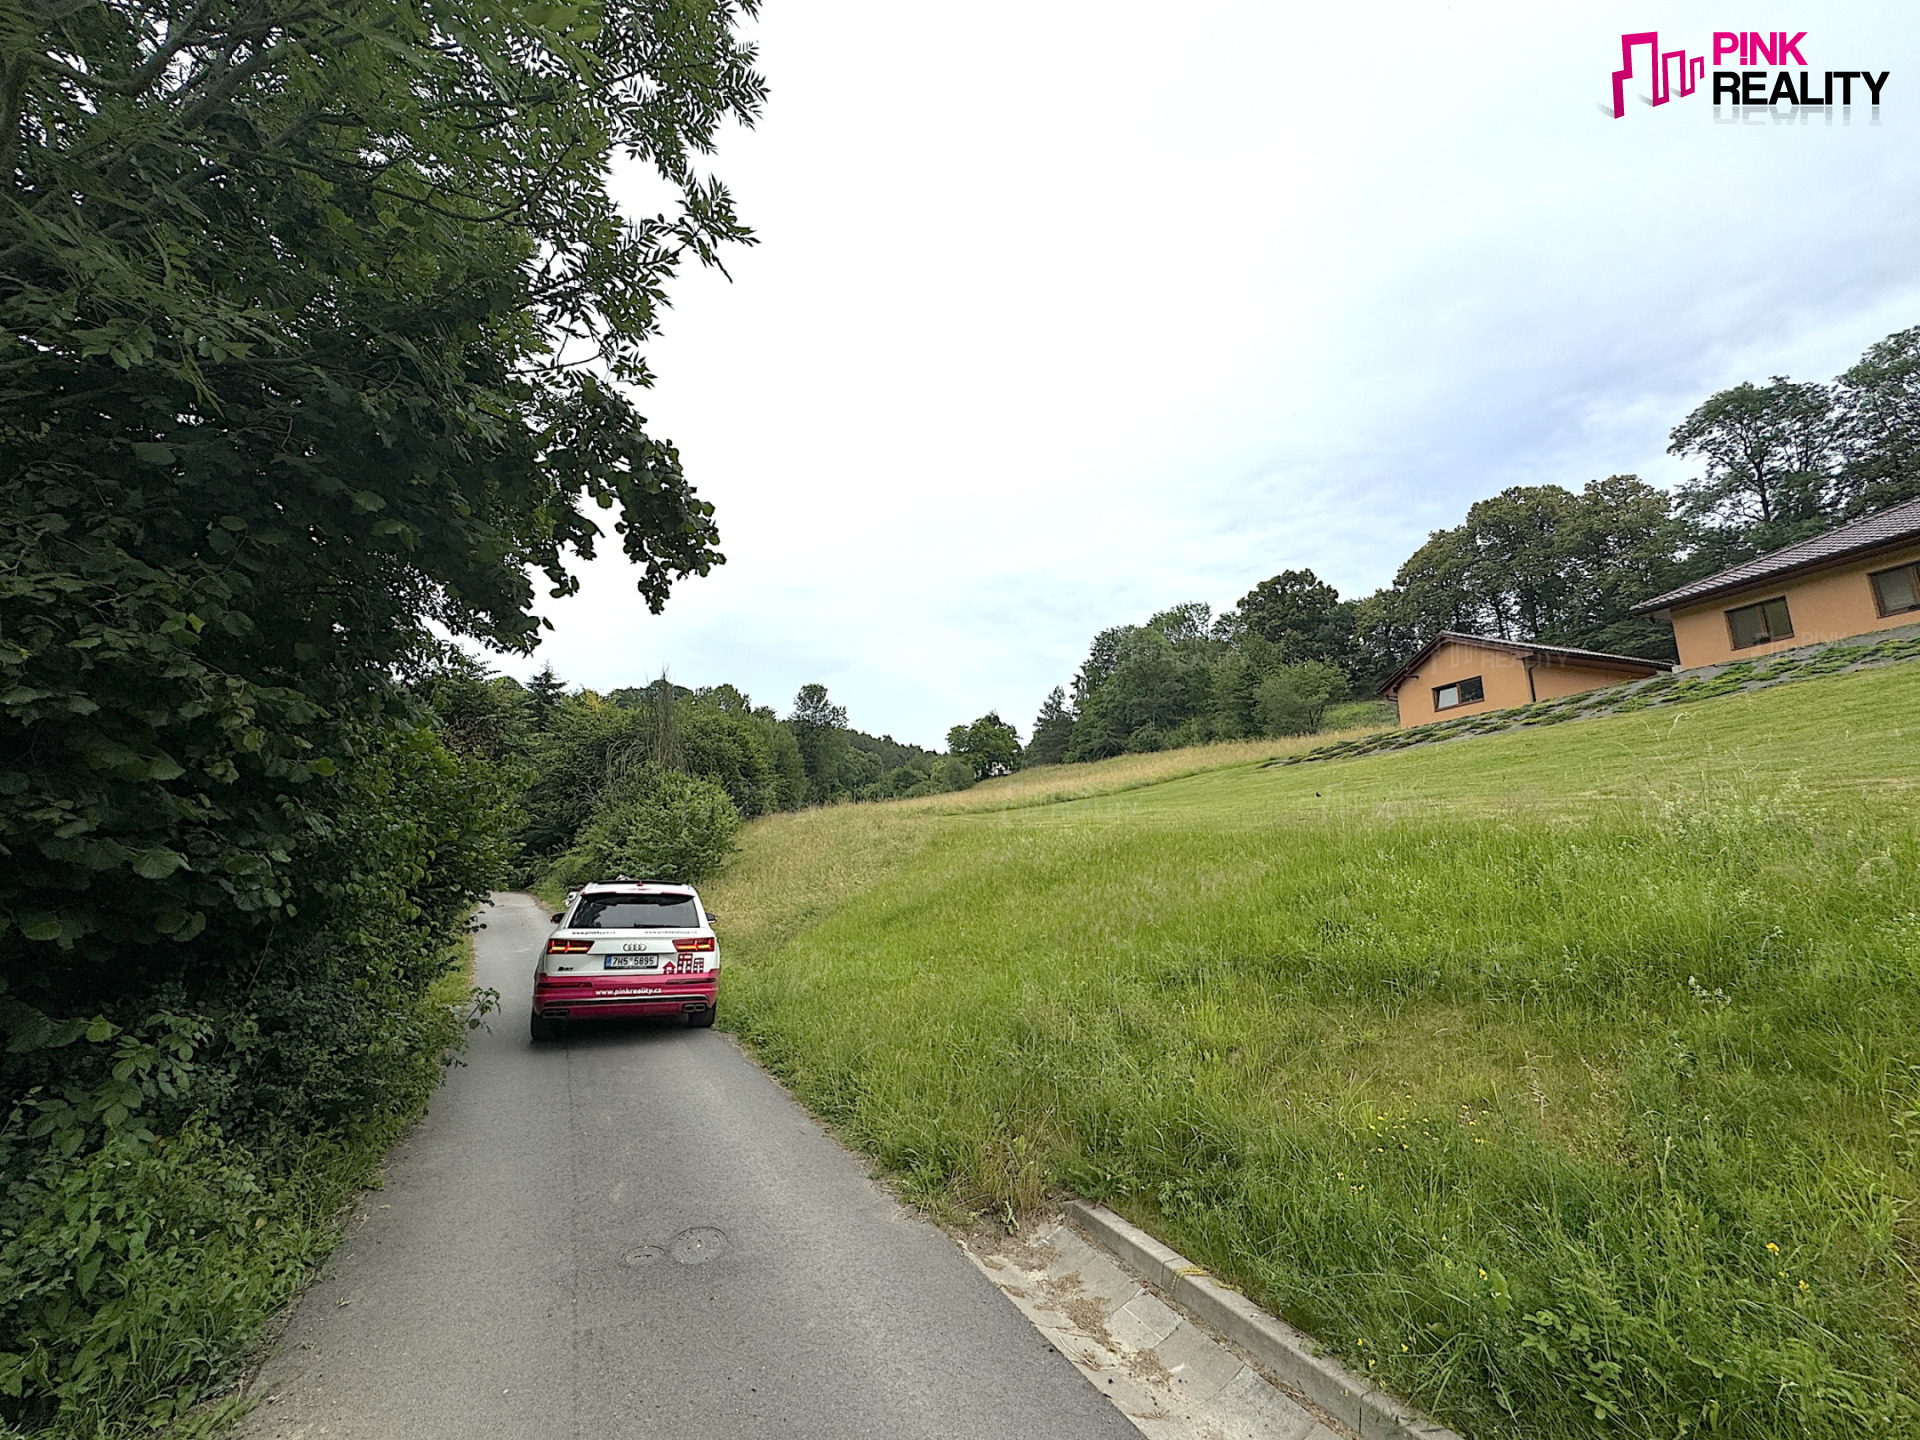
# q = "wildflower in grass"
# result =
<box><xmin>1766</xmin><ymin>1242</ymin><xmax>1779</xmax><ymax>1254</ymax></box>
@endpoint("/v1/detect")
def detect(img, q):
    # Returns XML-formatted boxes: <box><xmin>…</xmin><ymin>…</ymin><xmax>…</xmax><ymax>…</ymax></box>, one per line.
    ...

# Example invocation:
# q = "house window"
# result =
<box><xmin>1870</xmin><ymin>562</ymin><xmax>1920</xmax><ymax>617</ymax></box>
<box><xmin>1726</xmin><ymin>596</ymin><xmax>1794</xmax><ymax>649</ymax></box>
<box><xmin>1433</xmin><ymin>675</ymin><xmax>1484</xmax><ymax>710</ymax></box>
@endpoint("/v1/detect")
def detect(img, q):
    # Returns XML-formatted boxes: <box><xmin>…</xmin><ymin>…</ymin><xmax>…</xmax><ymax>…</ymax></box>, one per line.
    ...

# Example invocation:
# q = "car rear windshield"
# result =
<box><xmin>570</xmin><ymin>892</ymin><xmax>701</xmax><ymax>930</ymax></box>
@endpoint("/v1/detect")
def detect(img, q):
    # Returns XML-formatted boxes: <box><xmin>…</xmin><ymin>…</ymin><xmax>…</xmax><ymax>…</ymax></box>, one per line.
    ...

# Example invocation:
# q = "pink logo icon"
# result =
<box><xmin>1610</xmin><ymin>31</ymin><xmax>1707</xmax><ymax>117</ymax></box>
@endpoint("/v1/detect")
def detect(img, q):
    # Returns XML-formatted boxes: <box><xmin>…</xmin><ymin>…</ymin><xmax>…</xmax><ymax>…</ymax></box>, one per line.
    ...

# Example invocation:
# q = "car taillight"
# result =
<box><xmin>674</xmin><ymin>937</ymin><xmax>715</xmax><ymax>952</ymax></box>
<box><xmin>546</xmin><ymin>938</ymin><xmax>592</xmax><ymax>954</ymax></box>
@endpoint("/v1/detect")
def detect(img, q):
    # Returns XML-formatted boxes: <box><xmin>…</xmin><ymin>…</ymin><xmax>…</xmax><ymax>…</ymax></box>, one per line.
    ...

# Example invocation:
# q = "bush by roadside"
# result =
<box><xmin>545</xmin><ymin>765</ymin><xmax>742</xmax><ymax>892</ymax></box>
<box><xmin>0</xmin><ymin>719</ymin><xmax>505</xmax><ymax>1439</ymax></box>
<box><xmin>0</xmin><ymin>988</ymin><xmax>479</xmax><ymax>1439</ymax></box>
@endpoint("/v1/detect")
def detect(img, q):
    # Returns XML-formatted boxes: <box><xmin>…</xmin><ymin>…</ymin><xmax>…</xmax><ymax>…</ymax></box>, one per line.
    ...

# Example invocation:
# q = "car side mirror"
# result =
<box><xmin>705</xmin><ymin>912</ymin><xmax>720</xmax><ymax>924</ymax></box>
<box><xmin>551</xmin><ymin>913</ymin><xmax>564</xmax><ymax>924</ymax></box>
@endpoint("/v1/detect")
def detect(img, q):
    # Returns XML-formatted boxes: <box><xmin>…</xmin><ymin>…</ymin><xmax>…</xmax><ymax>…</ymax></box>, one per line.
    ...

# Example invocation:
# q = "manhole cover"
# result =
<box><xmin>669</xmin><ymin>1227</ymin><xmax>729</xmax><ymax>1265</ymax></box>
<box><xmin>622</xmin><ymin>1246</ymin><xmax>664</xmax><ymax>1267</ymax></box>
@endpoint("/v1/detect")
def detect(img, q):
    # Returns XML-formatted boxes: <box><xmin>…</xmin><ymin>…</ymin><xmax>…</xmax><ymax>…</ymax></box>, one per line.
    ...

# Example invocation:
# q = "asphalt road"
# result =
<box><xmin>239</xmin><ymin>892</ymin><xmax>1138</xmax><ymax>1440</ymax></box>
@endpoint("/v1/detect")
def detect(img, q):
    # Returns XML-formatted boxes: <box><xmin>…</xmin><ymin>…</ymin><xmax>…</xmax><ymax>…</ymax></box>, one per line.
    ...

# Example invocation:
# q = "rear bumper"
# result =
<box><xmin>533</xmin><ymin>977</ymin><xmax>716</xmax><ymax>1020</ymax></box>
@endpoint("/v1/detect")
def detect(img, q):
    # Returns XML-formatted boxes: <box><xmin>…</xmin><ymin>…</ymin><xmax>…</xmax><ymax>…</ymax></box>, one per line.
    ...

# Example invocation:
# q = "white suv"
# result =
<box><xmin>530</xmin><ymin>881</ymin><xmax>719</xmax><ymax>1041</ymax></box>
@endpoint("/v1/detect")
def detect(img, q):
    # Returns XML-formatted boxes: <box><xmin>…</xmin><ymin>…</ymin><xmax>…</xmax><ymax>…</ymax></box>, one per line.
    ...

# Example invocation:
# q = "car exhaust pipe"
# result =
<box><xmin>681</xmin><ymin>1002</ymin><xmax>708</xmax><ymax>1015</ymax></box>
<box><xmin>543</xmin><ymin>1007</ymin><xmax>570</xmax><ymax>1018</ymax></box>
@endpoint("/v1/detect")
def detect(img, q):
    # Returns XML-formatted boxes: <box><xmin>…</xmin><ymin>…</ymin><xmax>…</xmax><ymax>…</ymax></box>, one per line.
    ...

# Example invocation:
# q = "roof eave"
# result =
<box><xmin>1377</xmin><ymin>632</ymin><xmax>1670</xmax><ymax>695</ymax></box>
<box><xmin>1635</xmin><ymin>527</ymin><xmax>1920</xmax><ymax>615</ymax></box>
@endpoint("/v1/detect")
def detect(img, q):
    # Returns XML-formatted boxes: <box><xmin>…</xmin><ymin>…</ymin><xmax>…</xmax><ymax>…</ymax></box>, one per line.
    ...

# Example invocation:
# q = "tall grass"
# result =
<box><xmin>708</xmin><ymin>665</ymin><xmax>1920</xmax><ymax>1439</ymax></box>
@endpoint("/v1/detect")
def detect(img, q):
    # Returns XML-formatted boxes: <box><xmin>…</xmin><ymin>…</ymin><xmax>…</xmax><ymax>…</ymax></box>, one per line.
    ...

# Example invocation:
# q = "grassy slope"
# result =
<box><xmin>707</xmin><ymin>670</ymin><xmax>1920</xmax><ymax>1440</ymax></box>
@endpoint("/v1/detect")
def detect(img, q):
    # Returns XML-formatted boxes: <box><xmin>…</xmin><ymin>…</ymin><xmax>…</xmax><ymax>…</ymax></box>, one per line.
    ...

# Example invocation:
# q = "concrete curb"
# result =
<box><xmin>1062</xmin><ymin>1200</ymin><xmax>1468</xmax><ymax>1440</ymax></box>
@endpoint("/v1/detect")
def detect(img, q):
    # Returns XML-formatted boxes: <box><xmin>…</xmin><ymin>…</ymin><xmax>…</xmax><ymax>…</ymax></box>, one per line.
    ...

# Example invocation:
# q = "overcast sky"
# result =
<box><xmin>494</xmin><ymin>0</ymin><xmax>1920</xmax><ymax>748</ymax></box>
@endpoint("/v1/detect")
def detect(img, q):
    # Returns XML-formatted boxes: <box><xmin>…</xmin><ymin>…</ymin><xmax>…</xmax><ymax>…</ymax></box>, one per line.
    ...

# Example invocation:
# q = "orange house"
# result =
<box><xmin>1380</xmin><ymin>633</ymin><xmax>1673</xmax><ymax>728</ymax></box>
<box><xmin>1634</xmin><ymin>496</ymin><xmax>1920</xmax><ymax>668</ymax></box>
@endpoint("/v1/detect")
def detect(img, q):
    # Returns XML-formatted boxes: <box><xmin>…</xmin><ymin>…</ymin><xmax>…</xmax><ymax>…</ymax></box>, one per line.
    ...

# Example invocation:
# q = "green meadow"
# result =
<box><xmin>707</xmin><ymin>664</ymin><xmax>1920</xmax><ymax>1440</ymax></box>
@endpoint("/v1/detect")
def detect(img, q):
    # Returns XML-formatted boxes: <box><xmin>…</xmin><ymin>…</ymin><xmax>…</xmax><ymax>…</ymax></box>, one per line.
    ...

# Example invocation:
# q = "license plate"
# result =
<box><xmin>604</xmin><ymin>955</ymin><xmax>660</xmax><ymax>970</ymax></box>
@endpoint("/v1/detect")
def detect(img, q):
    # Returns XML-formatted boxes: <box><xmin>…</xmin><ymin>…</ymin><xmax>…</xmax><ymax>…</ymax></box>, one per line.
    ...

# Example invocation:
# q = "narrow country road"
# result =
<box><xmin>239</xmin><ymin>892</ymin><xmax>1138</xmax><ymax>1440</ymax></box>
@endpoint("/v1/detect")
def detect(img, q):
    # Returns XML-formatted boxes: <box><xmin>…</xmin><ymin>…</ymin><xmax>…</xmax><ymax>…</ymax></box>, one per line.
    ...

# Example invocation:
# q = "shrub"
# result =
<box><xmin>1254</xmin><ymin>660</ymin><xmax>1351</xmax><ymax>736</ymax></box>
<box><xmin>0</xmin><ymin>712</ymin><xmax>508</xmax><ymax>1437</ymax></box>
<box><xmin>550</xmin><ymin>766</ymin><xmax>741</xmax><ymax>887</ymax></box>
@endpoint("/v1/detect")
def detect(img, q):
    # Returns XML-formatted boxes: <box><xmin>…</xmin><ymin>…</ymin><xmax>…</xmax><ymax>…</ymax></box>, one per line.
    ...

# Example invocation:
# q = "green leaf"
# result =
<box><xmin>131</xmin><ymin>443</ymin><xmax>176</xmax><ymax>465</ymax></box>
<box><xmin>132</xmin><ymin>849</ymin><xmax>188</xmax><ymax>880</ymax></box>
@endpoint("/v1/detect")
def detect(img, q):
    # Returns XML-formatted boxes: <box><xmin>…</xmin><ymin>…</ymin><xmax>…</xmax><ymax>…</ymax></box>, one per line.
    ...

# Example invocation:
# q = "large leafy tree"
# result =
<box><xmin>787</xmin><ymin>683</ymin><xmax>850</xmax><ymax>803</ymax></box>
<box><xmin>1836</xmin><ymin>327</ymin><xmax>1920</xmax><ymax>515</ymax></box>
<box><xmin>1668</xmin><ymin>377</ymin><xmax>1838</xmax><ymax>542</ymax></box>
<box><xmin>946</xmin><ymin>712</ymin><xmax>1019</xmax><ymax>780</ymax></box>
<box><xmin>1</xmin><ymin>0</ymin><xmax>762</xmax><ymax>993</ymax></box>
<box><xmin>1228</xmin><ymin>568</ymin><xmax>1357</xmax><ymax>668</ymax></box>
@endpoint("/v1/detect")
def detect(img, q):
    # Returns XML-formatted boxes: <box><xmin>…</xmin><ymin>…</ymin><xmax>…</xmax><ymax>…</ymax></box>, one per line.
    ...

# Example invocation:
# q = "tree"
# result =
<box><xmin>426</xmin><ymin>655</ymin><xmax>533</xmax><ymax>764</ymax></box>
<box><xmin>681</xmin><ymin>702</ymin><xmax>778</xmax><ymax>817</ymax></box>
<box><xmin>1836</xmin><ymin>326</ymin><xmax>1920</xmax><ymax>515</ymax></box>
<box><xmin>1554</xmin><ymin>474</ymin><xmax>1688</xmax><ymax>657</ymax></box>
<box><xmin>1253</xmin><ymin>662</ymin><xmax>1350</xmax><ymax>736</ymax></box>
<box><xmin>1</xmin><ymin>6</ymin><xmax>765</xmax><ymax>1423</ymax></box>
<box><xmin>1229</xmin><ymin>569</ymin><xmax>1357</xmax><ymax>668</ymax></box>
<box><xmin>1072</xmin><ymin>627</ymin><xmax>1131</xmax><ymax>711</ymax></box>
<box><xmin>766</xmin><ymin>723</ymin><xmax>809</xmax><ymax>811</ymax></box>
<box><xmin>518</xmin><ymin>695</ymin><xmax>644</xmax><ymax>861</ymax></box>
<box><xmin>1067</xmin><ymin>626</ymin><xmax>1214</xmax><ymax>759</ymax></box>
<box><xmin>1668</xmin><ymin>378</ymin><xmax>1839</xmax><ymax>541</ymax></box>
<box><xmin>2</xmin><ymin>0</ymin><xmax>761</xmax><ymax>998</ymax></box>
<box><xmin>1026</xmin><ymin>687</ymin><xmax>1076</xmax><ymax>767</ymax></box>
<box><xmin>1348</xmin><ymin>588</ymin><xmax>1422</xmax><ymax>696</ymax></box>
<box><xmin>1146</xmin><ymin>602</ymin><xmax>1216</xmax><ymax>646</ymax></box>
<box><xmin>790</xmin><ymin>683</ymin><xmax>849</xmax><ymax>732</ymax></box>
<box><xmin>527</xmin><ymin>666</ymin><xmax>570</xmax><ymax>733</ymax></box>
<box><xmin>1208</xmin><ymin>633</ymin><xmax>1279</xmax><ymax>738</ymax></box>
<box><xmin>948</xmin><ymin>713</ymin><xmax>1021</xmax><ymax>780</ymax></box>
<box><xmin>642</xmin><ymin>675</ymin><xmax>685</xmax><ymax>773</ymax></box>
<box><xmin>788</xmin><ymin>684</ymin><xmax>851</xmax><ymax>803</ymax></box>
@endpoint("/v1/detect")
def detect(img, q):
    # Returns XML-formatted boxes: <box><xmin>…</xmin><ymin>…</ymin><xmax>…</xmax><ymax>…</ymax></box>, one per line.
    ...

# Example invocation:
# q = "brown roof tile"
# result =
<box><xmin>1634</xmin><ymin>496</ymin><xmax>1920</xmax><ymax>614</ymax></box>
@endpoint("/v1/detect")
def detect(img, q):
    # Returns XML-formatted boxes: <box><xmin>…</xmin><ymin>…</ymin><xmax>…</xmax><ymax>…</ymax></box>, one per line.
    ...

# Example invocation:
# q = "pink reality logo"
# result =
<box><xmin>1609</xmin><ymin>30</ymin><xmax>1889</xmax><ymax>117</ymax></box>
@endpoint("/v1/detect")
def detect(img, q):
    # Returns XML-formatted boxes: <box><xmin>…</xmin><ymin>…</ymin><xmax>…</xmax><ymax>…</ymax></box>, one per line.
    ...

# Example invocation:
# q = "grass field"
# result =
<box><xmin>706</xmin><ymin>665</ymin><xmax>1920</xmax><ymax>1440</ymax></box>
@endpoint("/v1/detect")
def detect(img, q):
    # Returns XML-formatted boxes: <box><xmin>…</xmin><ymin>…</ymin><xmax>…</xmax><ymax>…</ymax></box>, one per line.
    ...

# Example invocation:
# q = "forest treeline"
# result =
<box><xmin>1026</xmin><ymin>326</ymin><xmax>1920</xmax><ymax>762</ymax></box>
<box><xmin>433</xmin><ymin>666</ymin><xmax>1003</xmax><ymax>898</ymax></box>
<box><xmin>431</xmin><ymin>647</ymin><xmax>1059</xmax><ymax>916</ymax></box>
